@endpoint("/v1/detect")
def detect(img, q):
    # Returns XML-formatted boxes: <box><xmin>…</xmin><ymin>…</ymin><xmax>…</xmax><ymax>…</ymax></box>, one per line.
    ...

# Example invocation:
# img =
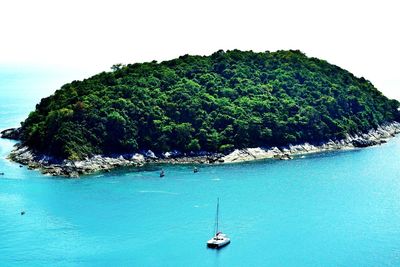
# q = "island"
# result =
<box><xmin>2</xmin><ymin>50</ymin><xmax>400</xmax><ymax>177</ymax></box>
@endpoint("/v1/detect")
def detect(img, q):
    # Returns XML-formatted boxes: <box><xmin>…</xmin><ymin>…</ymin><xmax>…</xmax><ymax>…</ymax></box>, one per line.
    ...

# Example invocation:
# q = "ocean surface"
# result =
<box><xmin>1</xmin><ymin>70</ymin><xmax>400</xmax><ymax>266</ymax></box>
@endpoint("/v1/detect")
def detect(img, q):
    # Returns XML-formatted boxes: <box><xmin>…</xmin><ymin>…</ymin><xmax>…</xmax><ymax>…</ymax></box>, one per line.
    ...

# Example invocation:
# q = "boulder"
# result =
<box><xmin>144</xmin><ymin>150</ymin><xmax>157</xmax><ymax>158</ymax></box>
<box><xmin>0</xmin><ymin>128</ymin><xmax>20</xmax><ymax>140</ymax></box>
<box><xmin>279</xmin><ymin>153</ymin><xmax>293</xmax><ymax>160</ymax></box>
<box><xmin>131</xmin><ymin>153</ymin><xmax>145</xmax><ymax>162</ymax></box>
<box><xmin>352</xmin><ymin>139</ymin><xmax>379</xmax><ymax>148</ymax></box>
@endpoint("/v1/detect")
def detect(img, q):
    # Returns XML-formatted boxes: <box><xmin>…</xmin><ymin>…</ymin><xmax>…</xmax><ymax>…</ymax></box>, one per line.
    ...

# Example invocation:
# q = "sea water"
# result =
<box><xmin>1</xmin><ymin>70</ymin><xmax>400</xmax><ymax>266</ymax></box>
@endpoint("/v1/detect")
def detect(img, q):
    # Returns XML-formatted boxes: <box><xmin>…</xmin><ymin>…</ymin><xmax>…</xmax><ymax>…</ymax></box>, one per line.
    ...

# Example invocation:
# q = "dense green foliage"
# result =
<box><xmin>20</xmin><ymin>50</ymin><xmax>400</xmax><ymax>160</ymax></box>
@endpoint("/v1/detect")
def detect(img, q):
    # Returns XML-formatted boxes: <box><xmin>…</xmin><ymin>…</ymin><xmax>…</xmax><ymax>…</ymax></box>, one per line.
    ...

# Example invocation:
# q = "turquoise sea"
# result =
<box><xmin>1</xmin><ymin>70</ymin><xmax>400</xmax><ymax>266</ymax></box>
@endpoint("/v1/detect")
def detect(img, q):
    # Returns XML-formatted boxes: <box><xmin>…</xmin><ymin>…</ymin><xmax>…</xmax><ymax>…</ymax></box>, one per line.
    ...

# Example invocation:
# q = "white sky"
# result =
<box><xmin>0</xmin><ymin>0</ymin><xmax>399</xmax><ymax>100</ymax></box>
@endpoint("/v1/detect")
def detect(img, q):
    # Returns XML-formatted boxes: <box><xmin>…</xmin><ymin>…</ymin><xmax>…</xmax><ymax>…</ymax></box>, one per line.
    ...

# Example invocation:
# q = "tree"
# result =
<box><xmin>16</xmin><ymin>49</ymin><xmax>400</xmax><ymax>160</ymax></box>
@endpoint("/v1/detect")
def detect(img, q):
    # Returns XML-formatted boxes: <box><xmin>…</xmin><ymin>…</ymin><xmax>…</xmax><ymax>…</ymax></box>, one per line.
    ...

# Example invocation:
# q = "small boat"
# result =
<box><xmin>193</xmin><ymin>167</ymin><xmax>198</xmax><ymax>173</ymax></box>
<box><xmin>160</xmin><ymin>169</ymin><xmax>165</xmax><ymax>178</ymax></box>
<box><xmin>207</xmin><ymin>198</ymin><xmax>230</xmax><ymax>248</ymax></box>
<box><xmin>0</xmin><ymin>172</ymin><xmax>4</xmax><ymax>175</ymax></box>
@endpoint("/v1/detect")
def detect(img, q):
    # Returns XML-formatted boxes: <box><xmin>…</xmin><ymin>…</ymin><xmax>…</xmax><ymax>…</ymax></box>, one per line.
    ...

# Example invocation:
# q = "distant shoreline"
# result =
<box><xmin>2</xmin><ymin>122</ymin><xmax>400</xmax><ymax>177</ymax></box>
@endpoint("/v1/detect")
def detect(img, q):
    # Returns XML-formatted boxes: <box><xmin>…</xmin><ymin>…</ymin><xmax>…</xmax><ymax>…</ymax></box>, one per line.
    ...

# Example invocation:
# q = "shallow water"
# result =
<box><xmin>1</xmin><ymin>70</ymin><xmax>400</xmax><ymax>266</ymax></box>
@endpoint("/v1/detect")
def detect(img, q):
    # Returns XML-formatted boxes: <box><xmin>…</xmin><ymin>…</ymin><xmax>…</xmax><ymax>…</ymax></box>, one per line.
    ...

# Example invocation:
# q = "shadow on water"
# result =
<box><xmin>212</xmin><ymin>244</ymin><xmax>230</xmax><ymax>252</ymax></box>
<box><xmin>206</xmin><ymin>243</ymin><xmax>231</xmax><ymax>267</ymax></box>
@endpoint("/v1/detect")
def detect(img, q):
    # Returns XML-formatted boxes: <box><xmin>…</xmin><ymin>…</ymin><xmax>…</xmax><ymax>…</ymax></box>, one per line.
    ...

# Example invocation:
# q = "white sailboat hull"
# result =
<box><xmin>207</xmin><ymin>234</ymin><xmax>231</xmax><ymax>248</ymax></box>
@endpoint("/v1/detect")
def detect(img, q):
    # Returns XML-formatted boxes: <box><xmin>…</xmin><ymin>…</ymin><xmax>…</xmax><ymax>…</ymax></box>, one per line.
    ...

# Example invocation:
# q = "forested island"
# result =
<box><xmin>2</xmin><ymin>50</ymin><xmax>400</xmax><ymax>176</ymax></box>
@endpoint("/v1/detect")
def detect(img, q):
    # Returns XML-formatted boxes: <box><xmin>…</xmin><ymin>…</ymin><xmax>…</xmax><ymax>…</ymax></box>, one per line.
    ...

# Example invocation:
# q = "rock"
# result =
<box><xmin>131</xmin><ymin>153</ymin><xmax>145</xmax><ymax>162</ymax></box>
<box><xmin>163</xmin><ymin>150</ymin><xmax>182</xmax><ymax>158</ymax></box>
<box><xmin>271</xmin><ymin>147</ymin><xmax>281</xmax><ymax>154</ymax></box>
<box><xmin>0</xmin><ymin>128</ymin><xmax>21</xmax><ymax>140</ymax></box>
<box><xmin>279</xmin><ymin>154</ymin><xmax>292</xmax><ymax>160</ymax></box>
<box><xmin>281</xmin><ymin>148</ymin><xmax>290</xmax><ymax>153</ymax></box>
<box><xmin>207</xmin><ymin>156</ymin><xmax>220</xmax><ymax>163</ymax></box>
<box><xmin>68</xmin><ymin>171</ymin><xmax>80</xmax><ymax>178</ymax></box>
<box><xmin>144</xmin><ymin>150</ymin><xmax>157</xmax><ymax>159</ymax></box>
<box><xmin>352</xmin><ymin>139</ymin><xmax>379</xmax><ymax>148</ymax></box>
<box><xmin>223</xmin><ymin>147</ymin><xmax>274</xmax><ymax>163</ymax></box>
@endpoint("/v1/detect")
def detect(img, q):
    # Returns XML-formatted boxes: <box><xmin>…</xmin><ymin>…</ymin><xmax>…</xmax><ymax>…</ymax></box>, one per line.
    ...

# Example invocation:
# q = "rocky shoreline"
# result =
<box><xmin>2</xmin><ymin>122</ymin><xmax>400</xmax><ymax>177</ymax></box>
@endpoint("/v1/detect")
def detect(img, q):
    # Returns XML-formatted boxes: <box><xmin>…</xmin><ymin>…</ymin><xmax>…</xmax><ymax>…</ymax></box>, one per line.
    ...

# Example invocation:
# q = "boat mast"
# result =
<box><xmin>216</xmin><ymin>197</ymin><xmax>219</xmax><ymax>235</ymax></box>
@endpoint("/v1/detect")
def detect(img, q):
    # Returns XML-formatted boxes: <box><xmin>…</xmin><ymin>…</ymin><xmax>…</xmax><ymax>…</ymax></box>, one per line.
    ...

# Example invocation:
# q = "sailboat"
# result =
<box><xmin>207</xmin><ymin>198</ymin><xmax>230</xmax><ymax>248</ymax></box>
